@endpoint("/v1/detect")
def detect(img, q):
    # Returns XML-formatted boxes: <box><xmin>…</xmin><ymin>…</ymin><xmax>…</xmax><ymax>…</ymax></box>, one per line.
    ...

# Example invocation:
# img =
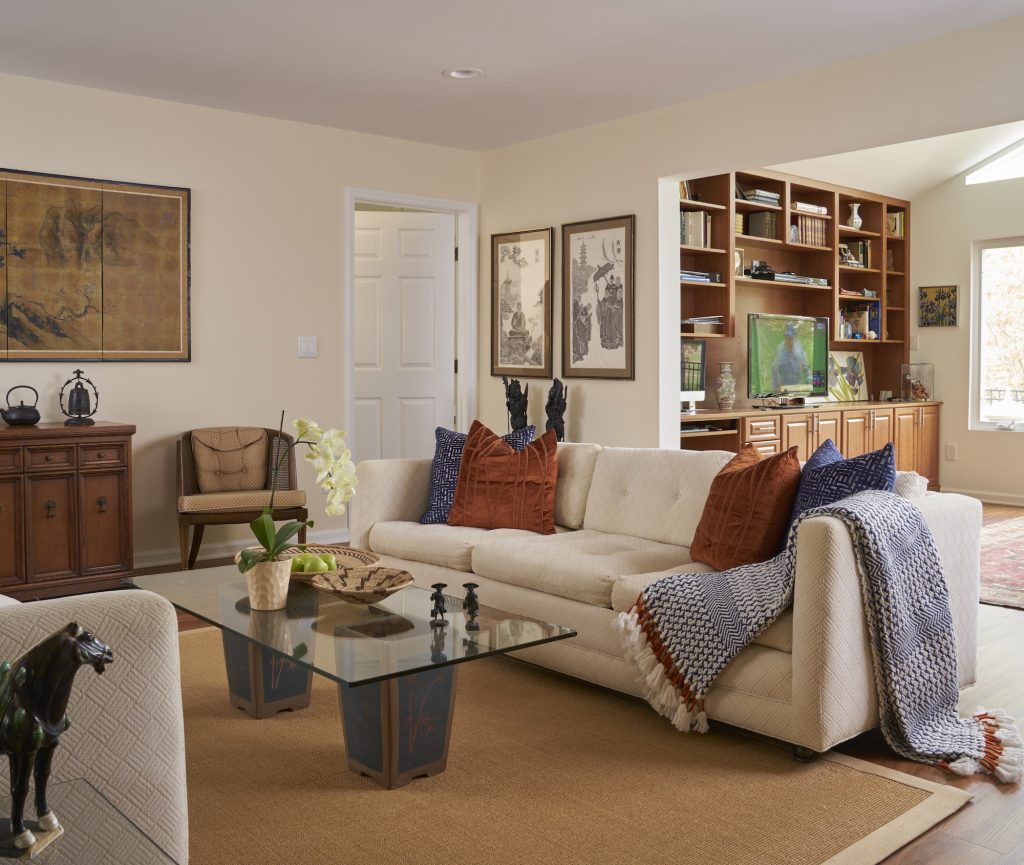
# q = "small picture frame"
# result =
<box><xmin>838</xmin><ymin>243</ymin><xmax>859</xmax><ymax>266</ymax></box>
<box><xmin>562</xmin><ymin>215</ymin><xmax>635</xmax><ymax>380</ymax></box>
<box><xmin>491</xmin><ymin>227</ymin><xmax>553</xmax><ymax>378</ymax></box>
<box><xmin>918</xmin><ymin>285</ymin><xmax>958</xmax><ymax>327</ymax></box>
<box><xmin>734</xmin><ymin>247</ymin><xmax>745</xmax><ymax>277</ymax></box>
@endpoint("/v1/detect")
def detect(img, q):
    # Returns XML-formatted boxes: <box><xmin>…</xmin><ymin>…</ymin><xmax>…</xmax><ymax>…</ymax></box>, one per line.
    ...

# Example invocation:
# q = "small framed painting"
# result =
<box><xmin>561</xmin><ymin>214</ymin><xmax>636</xmax><ymax>380</ymax></box>
<box><xmin>919</xmin><ymin>285</ymin><xmax>958</xmax><ymax>327</ymax></box>
<box><xmin>827</xmin><ymin>350</ymin><xmax>868</xmax><ymax>401</ymax></box>
<box><xmin>491</xmin><ymin>227</ymin><xmax>553</xmax><ymax>378</ymax></box>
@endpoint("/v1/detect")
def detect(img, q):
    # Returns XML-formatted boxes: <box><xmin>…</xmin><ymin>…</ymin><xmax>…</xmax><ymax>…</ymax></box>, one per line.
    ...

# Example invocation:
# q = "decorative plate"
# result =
<box><xmin>235</xmin><ymin>545</ymin><xmax>382</xmax><ymax>583</ymax></box>
<box><xmin>310</xmin><ymin>566</ymin><xmax>414</xmax><ymax>605</ymax></box>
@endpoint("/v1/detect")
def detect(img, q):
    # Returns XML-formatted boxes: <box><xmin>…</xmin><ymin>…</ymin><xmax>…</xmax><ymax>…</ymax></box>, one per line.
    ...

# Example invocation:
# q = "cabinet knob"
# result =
<box><xmin>97</xmin><ymin>496</ymin><xmax>108</xmax><ymax>514</ymax></box>
<box><xmin>45</xmin><ymin>500</ymin><xmax>56</xmax><ymax>518</ymax></box>
<box><xmin>44</xmin><ymin>454</ymin><xmax>54</xmax><ymax>463</ymax></box>
<box><xmin>97</xmin><ymin>451</ymin><xmax>106</xmax><ymax>459</ymax></box>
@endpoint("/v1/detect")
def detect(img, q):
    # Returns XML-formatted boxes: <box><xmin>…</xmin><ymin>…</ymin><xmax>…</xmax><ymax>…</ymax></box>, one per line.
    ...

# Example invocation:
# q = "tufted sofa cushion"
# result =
<box><xmin>583</xmin><ymin>447</ymin><xmax>732</xmax><ymax>547</ymax></box>
<box><xmin>472</xmin><ymin>530</ymin><xmax>692</xmax><ymax>608</ymax></box>
<box><xmin>369</xmin><ymin>521</ymin><xmax>538</xmax><ymax>572</ymax></box>
<box><xmin>554</xmin><ymin>442</ymin><xmax>602</xmax><ymax>529</ymax></box>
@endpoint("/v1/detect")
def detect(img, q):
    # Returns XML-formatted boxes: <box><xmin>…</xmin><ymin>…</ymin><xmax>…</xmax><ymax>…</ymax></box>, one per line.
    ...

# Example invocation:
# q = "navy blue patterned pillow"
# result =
<box><xmin>784</xmin><ymin>441</ymin><xmax>896</xmax><ymax>547</ymax></box>
<box><xmin>421</xmin><ymin>425</ymin><xmax>536</xmax><ymax>524</ymax></box>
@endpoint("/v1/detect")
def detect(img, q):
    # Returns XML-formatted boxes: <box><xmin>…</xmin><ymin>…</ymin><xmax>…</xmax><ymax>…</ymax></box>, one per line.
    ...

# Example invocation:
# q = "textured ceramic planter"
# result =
<box><xmin>245</xmin><ymin>558</ymin><xmax>291</xmax><ymax>611</ymax></box>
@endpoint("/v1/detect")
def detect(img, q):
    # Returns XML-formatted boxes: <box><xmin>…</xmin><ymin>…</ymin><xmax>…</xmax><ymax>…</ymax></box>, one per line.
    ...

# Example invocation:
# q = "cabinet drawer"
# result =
<box><xmin>752</xmin><ymin>440</ymin><xmax>782</xmax><ymax>457</ymax></box>
<box><xmin>79</xmin><ymin>442</ymin><xmax>127</xmax><ymax>467</ymax></box>
<box><xmin>0</xmin><ymin>447</ymin><xmax>22</xmax><ymax>474</ymax></box>
<box><xmin>26</xmin><ymin>445</ymin><xmax>76</xmax><ymax>471</ymax></box>
<box><xmin>743</xmin><ymin>416</ymin><xmax>781</xmax><ymax>441</ymax></box>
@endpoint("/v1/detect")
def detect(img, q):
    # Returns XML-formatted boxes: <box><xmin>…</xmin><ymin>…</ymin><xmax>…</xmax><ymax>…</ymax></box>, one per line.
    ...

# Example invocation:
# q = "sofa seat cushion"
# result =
<box><xmin>177</xmin><ymin>489</ymin><xmax>307</xmax><ymax>513</ymax></box>
<box><xmin>368</xmin><ymin>521</ymin><xmax>536</xmax><ymax>572</ymax></box>
<box><xmin>472</xmin><ymin>530</ymin><xmax>692</xmax><ymax>608</ymax></box>
<box><xmin>611</xmin><ymin>566</ymin><xmax>794</xmax><ymax>653</ymax></box>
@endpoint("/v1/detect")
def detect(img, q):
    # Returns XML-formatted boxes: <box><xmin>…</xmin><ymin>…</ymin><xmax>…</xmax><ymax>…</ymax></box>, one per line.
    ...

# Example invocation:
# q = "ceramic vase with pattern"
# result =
<box><xmin>245</xmin><ymin>558</ymin><xmax>291</xmax><ymax>611</ymax></box>
<box><xmin>716</xmin><ymin>362</ymin><xmax>737</xmax><ymax>411</ymax></box>
<box><xmin>846</xmin><ymin>203</ymin><xmax>863</xmax><ymax>230</ymax></box>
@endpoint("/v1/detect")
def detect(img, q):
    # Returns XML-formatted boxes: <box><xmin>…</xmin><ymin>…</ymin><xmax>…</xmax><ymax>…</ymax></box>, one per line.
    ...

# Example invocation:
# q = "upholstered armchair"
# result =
<box><xmin>176</xmin><ymin>427</ymin><xmax>308</xmax><ymax>569</ymax></box>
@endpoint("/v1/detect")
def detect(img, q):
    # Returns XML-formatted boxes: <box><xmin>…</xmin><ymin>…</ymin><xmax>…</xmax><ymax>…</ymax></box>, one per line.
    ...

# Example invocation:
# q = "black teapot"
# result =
<box><xmin>1</xmin><ymin>386</ymin><xmax>41</xmax><ymax>426</ymax></box>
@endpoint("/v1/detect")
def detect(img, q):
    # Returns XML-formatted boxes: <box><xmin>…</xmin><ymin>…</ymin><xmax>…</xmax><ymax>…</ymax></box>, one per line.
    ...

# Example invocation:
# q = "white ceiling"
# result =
<box><xmin>772</xmin><ymin>120</ymin><xmax>1024</xmax><ymax>200</ymax></box>
<box><xmin>1</xmin><ymin>1</ymin><xmax>1023</xmax><ymax>150</ymax></box>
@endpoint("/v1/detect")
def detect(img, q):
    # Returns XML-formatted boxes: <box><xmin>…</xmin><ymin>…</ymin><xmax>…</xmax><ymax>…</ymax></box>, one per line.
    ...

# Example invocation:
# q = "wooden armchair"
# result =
<box><xmin>176</xmin><ymin>427</ymin><xmax>308</xmax><ymax>569</ymax></box>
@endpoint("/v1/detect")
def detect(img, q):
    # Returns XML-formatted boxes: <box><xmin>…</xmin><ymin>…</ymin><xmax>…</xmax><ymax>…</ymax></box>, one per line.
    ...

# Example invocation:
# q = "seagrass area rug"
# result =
<box><xmin>179</xmin><ymin>629</ymin><xmax>969</xmax><ymax>865</ymax></box>
<box><xmin>980</xmin><ymin>515</ymin><xmax>1024</xmax><ymax>610</ymax></box>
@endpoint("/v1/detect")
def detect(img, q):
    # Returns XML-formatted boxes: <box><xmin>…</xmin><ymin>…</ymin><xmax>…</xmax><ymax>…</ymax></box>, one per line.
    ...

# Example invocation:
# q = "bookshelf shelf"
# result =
<box><xmin>832</xmin><ymin>339</ymin><xmax>882</xmax><ymax>346</ymax></box>
<box><xmin>886</xmin><ymin>306</ymin><xmax>905</xmax><ymax>311</ymax></box>
<box><xmin>887</xmin><ymin>270</ymin><xmax>906</xmax><ymax>277</ymax></box>
<box><xmin>680</xmin><ymin>244</ymin><xmax>727</xmax><ymax>254</ymax></box>
<box><xmin>787</xmin><ymin>241</ymin><xmax>832</xmax><ymax>251</ymax></box>
<box><xmin>839</xmin><ymin>265</ymin><xmax>880</xmax><ymax>273</ymax></box>
<box><xmin>681</xmin><ymin>332</ymin><xmax>727</xmax><ymax>339</ymax></box>
<box><xmin>681</xmin><ymin>280</ymin><xmax>726</xmax><ymax>287</ymax></box>
<box><xmin>735</xmin><ymin>234</ymin><xmax>783</xmax><ymax>246</ymax></box>
<box><xmin>791</xmin><ymin>209</ymin><xmax>833</xmax><ymax>220</ymax></box>
<box><xmin>735</xmin><ymin>277</ymin><xmax>831</xmax><ymax>292</ymax></box>
<box><xmin>680</xmin><ymin>199</ymin><xmax>727</xmax><ymax>211</ymax></box>
<box><xmin>838</xmin><ymin>225</ymin><xmax>881</xmax><ymax>238</ymax></box>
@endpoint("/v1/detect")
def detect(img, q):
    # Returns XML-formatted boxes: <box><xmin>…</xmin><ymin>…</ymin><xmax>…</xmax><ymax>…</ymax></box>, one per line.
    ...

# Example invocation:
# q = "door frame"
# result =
<box><xmin>343</xmin><ymin>188</ymin><xmax>478</xmax><ymax>458</ymax></box>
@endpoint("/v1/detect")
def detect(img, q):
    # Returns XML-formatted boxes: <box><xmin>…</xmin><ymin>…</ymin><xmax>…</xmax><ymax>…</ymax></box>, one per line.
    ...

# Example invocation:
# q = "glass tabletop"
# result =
<box><xmin>0</xmin><ymin>779</ymin><xmax>177</xmax><ymax>864</ymax></box>
<box><xmin>131</xmin><ymin>565</ymin><xmax>576</xmax><ymax>687</ymax></box>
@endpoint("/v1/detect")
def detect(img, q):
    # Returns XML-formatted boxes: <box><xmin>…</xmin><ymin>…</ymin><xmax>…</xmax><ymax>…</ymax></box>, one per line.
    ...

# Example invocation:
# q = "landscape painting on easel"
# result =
<box><xmin>0</xmin><ymin>168</ymin><xmax>190</xmax><ymax>361</ymax></box>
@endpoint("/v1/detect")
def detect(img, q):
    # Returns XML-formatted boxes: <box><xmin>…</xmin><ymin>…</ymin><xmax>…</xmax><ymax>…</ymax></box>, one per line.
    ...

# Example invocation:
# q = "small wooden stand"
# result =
<box><xmin>0</xmin><ymin>819</ymin><xmax>64</xmax><ymax>860</ymax></box>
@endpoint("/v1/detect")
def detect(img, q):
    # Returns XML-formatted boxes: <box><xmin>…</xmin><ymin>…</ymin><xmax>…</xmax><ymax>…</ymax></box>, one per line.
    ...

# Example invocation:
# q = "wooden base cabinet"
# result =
<box><xmin>0</xmin><ymin>423</ymin><xmax>135</xmax><ymax>600</ymax></box>
<box><xmin>893</xmin><ymin>405</ymin><xmax>939</xmax><ymax>488</ymax></box>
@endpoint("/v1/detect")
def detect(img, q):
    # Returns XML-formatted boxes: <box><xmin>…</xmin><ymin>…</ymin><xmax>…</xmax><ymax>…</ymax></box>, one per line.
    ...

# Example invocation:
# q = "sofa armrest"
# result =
<box><xmin>349</xmin><ymin>458</ymin><xmax>433</xmax><ymax>550</ymax></box>
<box><xmin>0</xmin><ymin>590</ymin><xmax>188</xmax><ymax>865</ymax></box>
<box><xmin>789</xmin><ymin>493</ymin><xmax>982</xmax><ymax>752</ymax></box>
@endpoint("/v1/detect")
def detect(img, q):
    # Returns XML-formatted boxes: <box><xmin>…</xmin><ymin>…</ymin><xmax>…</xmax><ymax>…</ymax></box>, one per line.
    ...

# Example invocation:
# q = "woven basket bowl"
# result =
<box><xmin>311</xmin><ymin>566</ymin><xmax>414</xmax><ymax>605</ymax></box>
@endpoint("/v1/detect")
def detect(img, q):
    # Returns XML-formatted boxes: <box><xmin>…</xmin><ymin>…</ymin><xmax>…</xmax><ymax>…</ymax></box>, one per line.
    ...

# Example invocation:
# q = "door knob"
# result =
<box><xmin>45</xmin><ymin>500</ymin><xmax>56</xmax><ymax>518</ymax></box>
<box><xmin>97</xmin><ymin>496</ymin><xmax>108</xmax><ymax>513</ymax></box>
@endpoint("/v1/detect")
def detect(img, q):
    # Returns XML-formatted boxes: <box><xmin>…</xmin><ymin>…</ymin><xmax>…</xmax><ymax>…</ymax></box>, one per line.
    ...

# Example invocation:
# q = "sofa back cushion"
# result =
<box><xmin>555</xmin><ymin>442</ymin><xmax>601</xmax><ymax>529</ymax></box>
<box><xmin>690</xmin><ymin>444</ymin><xmax>802</xmax><ymax>571</ymax></box>
<box><xmin>191</xmin><ymin>427</ymin><xmax>267</xmax><ymax>493</ymax></box>
<box><xmin>448</xmin><ymin>422</ymin><xmax>559</xmax><ymax>534</ymax></box>
<box><xmin>582</xmin><ymin>447</ymin><xmax>733</xmax><ymax>546</ymax></box>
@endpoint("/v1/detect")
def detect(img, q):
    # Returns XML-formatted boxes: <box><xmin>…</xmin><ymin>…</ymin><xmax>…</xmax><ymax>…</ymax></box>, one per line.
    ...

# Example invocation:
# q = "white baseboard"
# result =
<box><xmin>941</xmin><ymin>487</ymin><xmax>1024</xmax><ymax>507</ymax></box>
<box><xmin>133</xmin><ymin>527</ymin><xmax>351</xmax><ymax>570</ymax></box>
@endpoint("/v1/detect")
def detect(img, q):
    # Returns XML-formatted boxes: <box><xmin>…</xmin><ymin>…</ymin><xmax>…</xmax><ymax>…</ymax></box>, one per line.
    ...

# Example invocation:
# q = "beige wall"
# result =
<box><xmin>478</xmin><ymin>15</ymin><xmax>1024</xmax><ymax>449</ymax></box>
<box><xmin>0</xmin><ymin>73</ymin><xmax>480</xmax><ymax>564</ymax></box>
<box><xmin>911</xmin><ymin>172</ymin><xmax>1024</xmax><ymax>503</ymax></box>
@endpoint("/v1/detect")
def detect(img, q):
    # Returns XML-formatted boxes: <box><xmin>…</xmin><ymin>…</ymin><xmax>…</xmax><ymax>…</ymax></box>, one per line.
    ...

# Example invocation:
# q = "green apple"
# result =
<box><xmin>303</xmin><ymin>557</ymin><xmax>329</xmax><ymax>573</ymax></box>
<box><xmin>290</xmin><ymin>554</ymin><xmax>311</xmax><ymax>573</ymax></box>
<box><xmin>319</xmin><ymin>553</ymin><xmax>338</xmax><ymax>570</ymax></box>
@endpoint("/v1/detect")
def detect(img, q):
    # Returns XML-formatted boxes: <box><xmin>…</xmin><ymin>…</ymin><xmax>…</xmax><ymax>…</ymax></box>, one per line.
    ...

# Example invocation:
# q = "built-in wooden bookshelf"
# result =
<box><xmin>679</xmin><ymin>168</ymin><xmax>910</xmax><ymax>401</ymax></box>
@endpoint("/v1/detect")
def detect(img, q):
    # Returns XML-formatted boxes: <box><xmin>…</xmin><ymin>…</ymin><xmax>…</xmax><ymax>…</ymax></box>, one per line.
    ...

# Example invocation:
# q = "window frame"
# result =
<box><xmin>970</xmin><ymin>236</ymin><xmax>1024</xmax><ymax>432</ymax></box>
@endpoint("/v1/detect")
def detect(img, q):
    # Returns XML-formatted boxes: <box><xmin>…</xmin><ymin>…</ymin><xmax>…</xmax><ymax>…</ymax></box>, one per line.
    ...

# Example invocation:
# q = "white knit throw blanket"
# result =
<box><xmin>618</xmin><ymin>490</ymin><xmax>1022</xmax><ymax>784</ymax></box>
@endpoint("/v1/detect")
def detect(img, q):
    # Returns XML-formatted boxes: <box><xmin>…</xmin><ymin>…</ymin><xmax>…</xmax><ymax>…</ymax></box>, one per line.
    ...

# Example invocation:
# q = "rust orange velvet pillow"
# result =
<box><xmin>447</xmin><ymin>421</ymin><xmax>558</xmax><ymax>534</ymax></box>
<box><xmin>689</xmin><ymin>444</ymin><xmax>801</xmax><ymax>571</ymax></box>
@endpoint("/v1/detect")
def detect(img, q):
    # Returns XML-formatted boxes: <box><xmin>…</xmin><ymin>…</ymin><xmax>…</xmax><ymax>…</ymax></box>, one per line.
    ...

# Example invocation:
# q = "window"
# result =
<box><xmin>973</xmin><ymin>239</ymin><xmax>1024</xmax><ymax>429</ymax></box>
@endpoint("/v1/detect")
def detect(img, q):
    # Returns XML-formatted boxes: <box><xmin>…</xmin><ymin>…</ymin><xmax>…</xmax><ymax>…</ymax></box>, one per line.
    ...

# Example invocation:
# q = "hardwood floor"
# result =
<box><xmin>170</xmin><ymin>517</ymin><xmax>1024</xmax><ymax>864</ymax></box>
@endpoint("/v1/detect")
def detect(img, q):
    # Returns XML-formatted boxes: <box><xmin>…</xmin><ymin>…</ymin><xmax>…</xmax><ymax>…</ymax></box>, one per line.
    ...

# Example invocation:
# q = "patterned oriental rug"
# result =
<box><xmin>980</xmin><ymin>515</ymin><xmax>1024</xmax><ymax>611</ymax></box>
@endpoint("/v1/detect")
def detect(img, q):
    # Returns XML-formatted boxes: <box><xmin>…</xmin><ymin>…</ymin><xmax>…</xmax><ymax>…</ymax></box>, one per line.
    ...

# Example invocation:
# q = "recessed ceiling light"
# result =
<box><xmin>442</xmin><ymin>67</ymin><xmax>483</xmax><ymax>80</ymax></box>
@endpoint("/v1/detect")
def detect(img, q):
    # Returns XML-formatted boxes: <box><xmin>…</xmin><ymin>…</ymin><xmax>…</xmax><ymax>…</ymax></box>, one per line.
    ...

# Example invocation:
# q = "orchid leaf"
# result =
<box><xmin>273</xmin><ymin>519</ymin><xmax>312</xmax><ymax>553</ymax></box>
<box><xmin>237</xmin><ymin>548</ymin><xmax>266</xmax><ymax>574</ymax></box>
<box><xmin>249</xmin><ymin>510</ymin><xmax>276</xmax><ymax>550</ymax></box>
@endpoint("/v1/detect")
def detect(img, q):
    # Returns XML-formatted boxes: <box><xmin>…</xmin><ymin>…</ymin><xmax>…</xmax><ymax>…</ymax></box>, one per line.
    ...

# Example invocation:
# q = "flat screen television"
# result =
<box><xmin>748</xmin><ymin>313</ymin><xmax>829</xmax><ymax>399</ymax></box>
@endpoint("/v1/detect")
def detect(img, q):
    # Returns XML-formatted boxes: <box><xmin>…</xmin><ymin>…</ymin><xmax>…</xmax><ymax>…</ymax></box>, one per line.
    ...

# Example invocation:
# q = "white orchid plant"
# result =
<box><xmin>236</xmin><ymin>414</ymin><xmax>358</xmax><ymax>574</ymax></box>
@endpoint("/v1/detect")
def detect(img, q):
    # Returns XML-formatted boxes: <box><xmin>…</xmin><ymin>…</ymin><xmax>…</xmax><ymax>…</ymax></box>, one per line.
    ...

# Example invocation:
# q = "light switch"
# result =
<box><xmin>298</xmin><ymin>336</ymin><xmax>318</xmax><ymax>358</ymax></box>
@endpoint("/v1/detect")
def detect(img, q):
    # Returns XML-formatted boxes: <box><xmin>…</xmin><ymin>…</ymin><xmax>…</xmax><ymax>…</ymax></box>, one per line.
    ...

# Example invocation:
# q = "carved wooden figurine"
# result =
<box><xmin>0</xmin><ymin>623</ymin><xmax>113</xmax><ymax>852</ymax></box>
<box><xmin>429</xmin><ymin>583</ymin><xmax>448</xmax><ymax>628</ymax></box>
<box><xmin>502</xmin><ymin>376</ymin><xmax>529</xmax><ymax>432</ymax></box>
<box><xmin>545</xmin><ymin>379</ymin><xmax>568</xmax><ymax>442</ymax></box>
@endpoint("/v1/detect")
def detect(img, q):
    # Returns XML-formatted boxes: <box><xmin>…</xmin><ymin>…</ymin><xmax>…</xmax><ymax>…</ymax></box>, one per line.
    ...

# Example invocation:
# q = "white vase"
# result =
<box><xmin>847</xmin><ymin>203</ymin><xmax>863</xmax><ymax>230</ymax></box>
<box><xmin>716</xmin><ymin>362</ymin><xmax>737</xmax><ymax>411</ymax></box>
<box><xmin>245</xmin><ymin>559</ymin><xmax>291</xmax><ymax>611</ymax></box>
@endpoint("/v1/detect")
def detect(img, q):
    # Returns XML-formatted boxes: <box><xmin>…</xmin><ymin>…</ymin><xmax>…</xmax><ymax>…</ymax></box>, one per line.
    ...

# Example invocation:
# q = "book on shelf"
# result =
<box><xmin>734</xmin><ymin>213</ymin><xmax>744</xmax><ymax>234</ymax></box>
<box><xmin>847</xmin><ymin>240</ymin><xmax>872</xmax><ymax>268</ymax></box>
<box><xmin>746</xmin><ymin>211</ymin><xmax>778</xmax><ymax>239</ymax></box>
<box><xmin>681</xmin><ymin>315</ymin><xmax>724</xmax><ymax>335</ymax></box>
<box><xmin>794</xmin><ymin>214</ymin><xmax>828</xmax><ymax>247</ymax></box>
<box><xmin>680</xmin><ymin>210</ymin><xmax>712</xmax><ymax>247</ymax></box>
<box><xmin>793</xmin><ymin>201</ymin><xmax>828</xmax><ymax>215</ymax></box>
<box><xmin>886</xmin><ymin>211</ymin><xmax>905</xmax><ymax>238</ymax></box>
<box><xmin>680</xmin><ymin>269</ymin><xmax>722</xmax><ymax>283</ymax></box>
<box><xmin>774</xmin><ymin>272</ymin><xmax>830</xmax><ymax>286</ymax></box>
<box><xmin>735</xmin><ymin>183</ymin><xmax>780</xmax><ymax>204</ymax></box>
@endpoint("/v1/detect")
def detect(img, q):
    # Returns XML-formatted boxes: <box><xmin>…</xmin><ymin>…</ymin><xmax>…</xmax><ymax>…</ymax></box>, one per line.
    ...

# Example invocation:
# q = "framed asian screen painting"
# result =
<box><xmin>0</xmin><ymin>167</ymin><xmax>191</xmax><ymax>361</ymax></box>
<box><xmin>561</xmin><ymin>214</ymin><xmax>635</xmax><ymax>379</ymax></box>
<box><xmin>491</xmin><ymin>227</ymin><xmax>553</xmax><ymax>378</ymax></box>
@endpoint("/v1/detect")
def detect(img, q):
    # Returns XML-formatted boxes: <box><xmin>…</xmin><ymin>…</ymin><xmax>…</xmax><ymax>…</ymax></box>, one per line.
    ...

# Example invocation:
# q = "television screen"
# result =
<box><xmin>748</xmin><ymin>314</ymin><xmax>829</xmax><ymax>398</ymax></box>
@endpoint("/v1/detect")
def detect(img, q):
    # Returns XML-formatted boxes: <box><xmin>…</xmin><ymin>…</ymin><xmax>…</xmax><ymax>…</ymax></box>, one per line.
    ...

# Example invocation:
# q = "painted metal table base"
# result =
<box><xmin>221</xmin><ymin>633</ymin><xmax>458</xmax><ymax>788</ymax></box>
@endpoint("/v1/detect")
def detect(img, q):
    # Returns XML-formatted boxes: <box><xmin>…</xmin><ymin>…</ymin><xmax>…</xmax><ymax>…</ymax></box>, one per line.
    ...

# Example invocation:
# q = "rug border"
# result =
<box><xmin>820</xmin><ymin>752</ymin><xmax>972</xmax><ymax>865</ymax></box>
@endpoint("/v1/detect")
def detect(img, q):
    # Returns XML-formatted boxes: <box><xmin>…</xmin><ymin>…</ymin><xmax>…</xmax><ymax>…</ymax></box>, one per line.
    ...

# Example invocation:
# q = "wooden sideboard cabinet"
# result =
<box><xmin>0</xmin><ymin>422</ymin><xmax>135</xmax><ymax>600</ymax></box>
<box><xmin>681</xmin><ymin>402</ymin><xmax>941</xmax><ymax>489</ymax></box>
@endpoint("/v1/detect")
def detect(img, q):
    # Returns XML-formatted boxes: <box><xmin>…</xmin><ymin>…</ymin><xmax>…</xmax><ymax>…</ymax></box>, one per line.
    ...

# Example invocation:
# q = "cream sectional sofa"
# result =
<box><xmin>350</xmin><ymin>443</ymin><xmax>981</xmax><ymax>754</ymax></box>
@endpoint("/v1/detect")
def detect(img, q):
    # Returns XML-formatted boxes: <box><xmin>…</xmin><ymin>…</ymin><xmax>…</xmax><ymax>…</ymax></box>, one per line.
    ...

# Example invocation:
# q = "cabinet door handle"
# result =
<box><xmin>96</xmin><ymin>451</ymin><xmax>106</xmax><ymax>459</ymax></box>
<box><xmin>97</xmin><ymin>496</ymin><xmax>108</xmax><ymax>513</ymax></box>
<box><xmin>869</xmin><ymin>410</ymin><xmax>875</xmax><ymax>431</ymax></box>
<box><xmin>45</xmin><ymin>500</ymin><xmax>56</xmax><ymax>518</ymax></box>
<box><xmin>44</xmin><ymin>454</ymin><xmax>54</xmax><ymax>463</ymax></box>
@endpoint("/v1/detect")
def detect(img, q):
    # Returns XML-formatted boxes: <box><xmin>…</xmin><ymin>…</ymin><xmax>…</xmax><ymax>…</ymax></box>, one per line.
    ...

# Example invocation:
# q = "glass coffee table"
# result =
<box><xmin>132</xmin><ymin>566</ymin><xmax>575</xmax><ymax>789</ymax></box>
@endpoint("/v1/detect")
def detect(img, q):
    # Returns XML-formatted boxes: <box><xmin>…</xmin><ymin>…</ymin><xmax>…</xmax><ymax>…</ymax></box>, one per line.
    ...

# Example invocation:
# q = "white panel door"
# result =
<box><xmin>353</xmin><ymin>211</ymin><xmax>456</xmax><ymax>461</ymax></box>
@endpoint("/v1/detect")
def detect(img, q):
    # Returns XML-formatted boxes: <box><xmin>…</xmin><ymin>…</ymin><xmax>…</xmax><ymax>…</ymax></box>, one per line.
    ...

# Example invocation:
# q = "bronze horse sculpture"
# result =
<box><xmin>1</xmin><ymin>623</ymin><xmax>113</xmax><ymax>850</ymax></box>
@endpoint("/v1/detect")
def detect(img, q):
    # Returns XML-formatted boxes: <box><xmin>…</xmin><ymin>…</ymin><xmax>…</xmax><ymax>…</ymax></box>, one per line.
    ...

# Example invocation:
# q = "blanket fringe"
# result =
<box><xmin>618</xmin><ymin>606</ymin><xmax>708</xmax><ymax>734</ymax></box>
<box><xmin>943</xmin><ymin>708</ymin><xmax>1023</xmax><ymax>783</ymax></box>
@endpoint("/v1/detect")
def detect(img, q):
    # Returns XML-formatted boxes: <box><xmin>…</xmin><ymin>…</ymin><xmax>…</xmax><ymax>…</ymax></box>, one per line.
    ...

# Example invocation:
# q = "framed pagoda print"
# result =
<box><xmin>561</xmin><ymin>214</ymin><xmax>635</xmax><ymax>380</ymax></box>
<box><xmin>491</xmin><ymin>227</ymin><xmax>553</xmax><ymax>378</ymax></box>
